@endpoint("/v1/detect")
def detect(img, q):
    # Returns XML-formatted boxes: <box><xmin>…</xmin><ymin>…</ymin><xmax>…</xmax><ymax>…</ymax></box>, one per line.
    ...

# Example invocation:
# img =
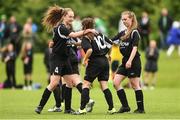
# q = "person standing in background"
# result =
<box><xmin>7</xmin><ymin>16</ymin><xmax>21</xmax><ymax>55</ymax></box>
<box><xmin>158</xmin><ymin>8</ymin><xmax>173</xmax><ymax>49</ymax></box>
<box><xmin>21</xmin><ymin>42</ymin><xmax>33</xmax><ymax>90</ymax></box>
<box><xmin>143</xmin><ymin>40</ymin><xmax>159</xmax><ymax>90</ymax></box>
<box><xmin>166</xmin><ymin>21</ymin><xmax>180</xmax><ymax>57</ymax></box>
<box><xmin>139</xmin><ymin>11</ymin><xmax>150</xmax><ymax>51</ymax></box>
<box><xmin>1</xmin><ymin>43</ymin><xmax>16</xmax><ymax>88</ymax></box>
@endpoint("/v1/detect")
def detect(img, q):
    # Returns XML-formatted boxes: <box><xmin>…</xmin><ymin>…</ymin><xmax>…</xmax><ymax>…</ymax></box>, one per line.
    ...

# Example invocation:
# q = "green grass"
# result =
<box><xmin>0</xmin><ymin>88</ymin><xmax>180</xmax><ymax>119</ymax></box>
<box><xmin>0</xmin><ymin>50</ymin><xmax>180</xmax><ymax>119</ymax></box>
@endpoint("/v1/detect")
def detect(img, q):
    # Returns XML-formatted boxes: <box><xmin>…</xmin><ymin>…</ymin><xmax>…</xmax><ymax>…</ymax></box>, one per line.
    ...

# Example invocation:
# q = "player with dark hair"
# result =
<box><xmin>74</xmin><ymin>17</ymin><xmax>116</xmax><ymax>115</ymax></box>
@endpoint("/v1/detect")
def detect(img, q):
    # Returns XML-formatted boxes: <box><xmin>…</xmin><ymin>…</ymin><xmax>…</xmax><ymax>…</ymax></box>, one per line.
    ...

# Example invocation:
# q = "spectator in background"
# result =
<box><xmin>0</xmin><ymin>15</ymin><xmax>8</xmax><ymax>49</ymax></box>
<box><xmin>95</xmin><ymin>17</ymin><xmax>108</xmax><ymax>36</ymax></box>
<box><xmin>143</xmin><ymin>40</ymin><xmax>159</xmax><ymax>90</ymax></box>
<box><xmin>22</xmin><ymin>17</ymin><xmax>36</xmax><ymax>45</ymax></box>
<box><xmin>8</xmin><ymin>16</ymin><xmax>21</xmax><ymax>55</ymax></box>
<box><xmin>139</xmin><ymin>11</ymin><xmax>150</xmax><ymax>51</ymax></box>
<box><xmin>158</xmin><ymin>8</ymin><xmax>173</xmax><ymax>50</ymax></box>
<box><xmin>166</xmin><ymin>21</ymin><xmax>180</xmax><ymax>57</ymax></box>
<box><xmin>1</xmin><ymin>43</ymin><xmax>16</xmax><ymax>88</ymax></box>
<box><xmin>21</xmin><ymin>42</ymin><xmax>33</xmax><ymax>90</ymax></box>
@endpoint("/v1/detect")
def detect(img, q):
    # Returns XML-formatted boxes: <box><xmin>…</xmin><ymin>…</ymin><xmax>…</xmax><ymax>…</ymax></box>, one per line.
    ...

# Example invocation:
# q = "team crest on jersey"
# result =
<box><xmin>119</xmin><ymin>41</ymin><xmax>129</xmax><ymax>47</ymax></box>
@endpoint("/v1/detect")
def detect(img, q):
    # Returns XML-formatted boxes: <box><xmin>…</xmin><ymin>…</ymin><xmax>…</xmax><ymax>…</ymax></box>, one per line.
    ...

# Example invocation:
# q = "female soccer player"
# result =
<box><xmin>112</xmin><ymin>11</ymin><xmax>145</xmax><ymax>113</ymax></box>
<box><xmin>74</xmin><ymin>17</ymin><xmax>116</xmax><ymax>115</ymax></box>
<box><xmin>48</xmin><ymin>38</ymin><xmax>95</xmax><ymax>114</ymax></box>
<box><xmin>35</xmin><ymin>5</ymin><xmax>96</xmax><ymax>114</ymax></box>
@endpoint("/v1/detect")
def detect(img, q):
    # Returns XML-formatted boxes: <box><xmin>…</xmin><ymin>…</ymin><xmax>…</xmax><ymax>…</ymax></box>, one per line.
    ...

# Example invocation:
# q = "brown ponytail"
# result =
<box><xmin>42</xmin><ymin>5</ymin><xmax>65</xmax><ymax>32</ymax></box>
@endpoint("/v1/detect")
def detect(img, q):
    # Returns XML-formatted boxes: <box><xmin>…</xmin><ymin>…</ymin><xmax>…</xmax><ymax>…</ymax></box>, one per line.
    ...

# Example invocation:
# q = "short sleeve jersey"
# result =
<box><xmin>112</xmin><ymin>29</ymin><xmax>140</xmax><ymax>58</ymax></box>
<box><xmin>81</xmin><ymin>33</ymin><xmax>112</xmax><ymax>59</ymax></box>
<box><xmin>52</xmin><ymin>24</ymin><xmax>71</xmax><ymax>59</ymax></box>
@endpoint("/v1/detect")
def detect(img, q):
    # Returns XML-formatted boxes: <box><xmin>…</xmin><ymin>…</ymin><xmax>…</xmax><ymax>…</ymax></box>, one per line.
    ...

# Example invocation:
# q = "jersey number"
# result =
<box><xmin>94</xmin><ymin>36</ymin><xmax>106</xmax><ymax>50</ymax></box>
<box><xmin>55</xmin><ymin>67</ymin><xmax>59</xmax><ymax>73</ymax></box>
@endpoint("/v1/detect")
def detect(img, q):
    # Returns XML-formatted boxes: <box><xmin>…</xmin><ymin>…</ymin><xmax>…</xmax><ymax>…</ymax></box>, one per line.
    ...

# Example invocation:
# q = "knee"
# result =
<box><xmin>83</xmin><ymin>81</ymin><xmax>91</xmax><ymax>89</ymax></box>
<box><xmin>131</xmin><ymin>81</ymin><xmax>141</xmax><ymax>90</ymax></box>
<box><xmin>48</xmin><ymin>80</ymin><xmax>59</xmax><ymax>91</ymax></box>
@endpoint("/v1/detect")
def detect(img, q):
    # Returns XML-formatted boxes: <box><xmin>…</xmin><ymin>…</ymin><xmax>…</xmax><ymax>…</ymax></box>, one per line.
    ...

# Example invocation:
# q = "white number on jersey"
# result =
<box><xmin>55</xmin><ymin>67</ymin><xmax>59</xmax><ymax>73</ymax></box>
<box><xmin>94</xmin><ymin>35</ymin><xmax>106</xmax><ymax>50</ymax></box>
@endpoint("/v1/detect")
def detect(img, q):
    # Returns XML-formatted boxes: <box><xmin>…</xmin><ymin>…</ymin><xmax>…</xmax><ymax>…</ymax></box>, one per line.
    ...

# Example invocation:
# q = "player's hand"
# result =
<box><xmin>82</xmin><ymin>59</ymin><xmax>88</xmax><ymax>67</ymax></box>
<box><xmin>88</xmin><ymin>29</ymin><xmax>98</xmax><ymax>35</ymax></box>
<box><xmin>49</xmin><ymin>41</ymin><xmax>54</xmax><ymax>48</ymax></box>
<box><xmin>4</xmin><ymin>56</ymin><xmax>10</xmax><ymax>62</ymax></box>
<box><xmin>125</xmin><ymin>60</ymin><xmax>132</xmax><ymax>69</ymax></box>
<box><xmin>24</xmin><ymin>57</ymin><xmax>29</xmax><ymax>64</ymax></box>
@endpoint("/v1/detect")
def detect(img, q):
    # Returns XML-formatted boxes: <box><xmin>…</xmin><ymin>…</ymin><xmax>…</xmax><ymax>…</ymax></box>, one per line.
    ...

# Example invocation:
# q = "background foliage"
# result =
<box><xmin>0</xmin><ymin>0</ymin><xmax>180</xmax><ymax>51</ymax></box>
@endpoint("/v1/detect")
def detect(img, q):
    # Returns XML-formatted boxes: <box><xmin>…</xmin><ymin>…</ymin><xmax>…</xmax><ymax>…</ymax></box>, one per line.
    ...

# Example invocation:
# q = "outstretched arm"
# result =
<box><xmin>69</xmin><ymin>29</ymin><xmax>97</xmax><ymax>38</ymax></box>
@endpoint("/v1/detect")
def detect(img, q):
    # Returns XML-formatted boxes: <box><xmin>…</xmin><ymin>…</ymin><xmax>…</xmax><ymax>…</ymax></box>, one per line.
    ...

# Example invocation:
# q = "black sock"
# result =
<box><xmin>80</xmin><ymin>88</ymin><xmax>90</xmax><ymax>110</ymax></box>
<box><xmin>117</xmin><ymin>89</ymin><xmax>129</xmax><ymax>107</ymax></box>
<box><xmin>29</xmin><ymin>80</ymin><xmax>32</xmax><ymax>86</ymax></box>
<box><xmin>39</xmin><ymin>88</ymin><xmax>52</xmax><ymax>108</ymax></box>
<box><xmin>135</xmin><ymin>90</ymin><xmax>144</xmax><ymax>111</ymax></box>
<box><xmin>53</xmin><ymin>85</ymin><xmax>61</xmax><ymax>108</ymax></box>
<box><xmin>76</xmin><ymin>83</ymin><xmax>82</xmax><ymax>93</ymax></box>
<box><xmin>103</xmin><ymin>89</ymin><xmax>114</xmax><ymax>110</ymax></box>
<box><xmin>61</xmin><ymin>84</ymin><xmax>66</xmax><ymax>103</ymax></box>
<box><xmin>65</xmin><ymin>86</ymin><xmax>72</xmax><ymax>110</ymax></box>
<box><xmin>25</xmin><ymin>79</ymin><xmax>28</xmax><ymax>86</ymax></box>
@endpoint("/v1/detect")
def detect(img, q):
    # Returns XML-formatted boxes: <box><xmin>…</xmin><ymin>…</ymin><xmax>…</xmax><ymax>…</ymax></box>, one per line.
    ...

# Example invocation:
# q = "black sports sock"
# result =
<box><xmin>53</xmin><ymin>85</ymin><xmax>61</xmax><ymax>107</ymax></box>
<box><xmin>80</xmin><ymin>88</ymin><xmax>90</xmax><ymax>110</ymax></box>
<box><xmin>117</xmin><ymin>89</ymin><xmax>129</xmax><ymax>107</ymax></box>
<box><xmin>39</xmin><ymin>88</ymin><xmax>52</xmax><ymax>108</ymax></box>
<box><xmin>135</xmin><ymin>90</ymin><xmax>144</xmax><ymax>110</ymax></box>
<box><xmin>29</xmin><ymin>80</ymin><xmax>32</xmax><ymax>86</ymax></box>
<box><xmin>24</xmin><ymin>79</ymin><xmax>28</xmax><ymax>86</ymax></box>
<box><xmin>61</xmin><ymin>84</ymin><xmax>66</xmax><ymax>103</ymax></box>
<box><xmin>65</xmin><ymin>86</ymin><xmax>72</xmax><ymax>110</ymax></box>
<box><xmin>103</xmin><ymin>89</ymin><xmax>114</xmax><ymax>110</ymax></box>
<box><xmin>76</xmin><ymin>83</ymin><xmax>82</xmax><ymax>93</ymax></box>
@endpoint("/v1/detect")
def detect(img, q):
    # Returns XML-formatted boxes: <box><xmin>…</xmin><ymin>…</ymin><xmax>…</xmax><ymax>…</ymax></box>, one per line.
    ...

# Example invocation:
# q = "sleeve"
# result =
<box><xmin>111</xmin><ymin>32</ymin><xmax>124</xmax><ymax>44</ymax></box>
<box><xmin>58</xmin><ymin>25</ymin><xmax>71</xmax><ymax>38</ymax></box>
<box><xmin>81</xmin><ymin>37</ymin><xmax>92</xmax><ymax>53</ymax></box>
<box><xmin>104</xmin><ymin>35</ymin><xmax>113</xmax><ymax>49</ymax></box>
<box><xmin>132</xmin><ymin>30</ymin><xmax>141</xmax><ymax>47</ymax></box>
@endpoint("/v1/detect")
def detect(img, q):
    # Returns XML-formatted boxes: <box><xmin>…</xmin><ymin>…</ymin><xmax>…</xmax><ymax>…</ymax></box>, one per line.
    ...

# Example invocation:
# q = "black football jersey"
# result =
<box><xmin>52</xmin><ymin>24</ymin><xmax>71</xmax><ymax>59</ymax></box>
<box><xmin>81</xmin><ymin>33</ymin><xmax>112</xmax><ymax>58</ymax></box>
<box><xmin>112</xmin><ymin>29</ymin><xmax>141</xmax><ymax>58</ymax></box>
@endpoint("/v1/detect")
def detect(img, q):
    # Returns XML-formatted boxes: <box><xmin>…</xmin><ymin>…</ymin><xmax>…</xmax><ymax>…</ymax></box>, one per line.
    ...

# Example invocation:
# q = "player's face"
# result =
<box><xmin>121</xmin><ymin>14</ymin><xmax>132</xmax><ymax>28</ymax></box>
<box><xmin>63</xmin><ymin>11</ymin><xmax>74</xmax><ymax>25</ymax></box>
